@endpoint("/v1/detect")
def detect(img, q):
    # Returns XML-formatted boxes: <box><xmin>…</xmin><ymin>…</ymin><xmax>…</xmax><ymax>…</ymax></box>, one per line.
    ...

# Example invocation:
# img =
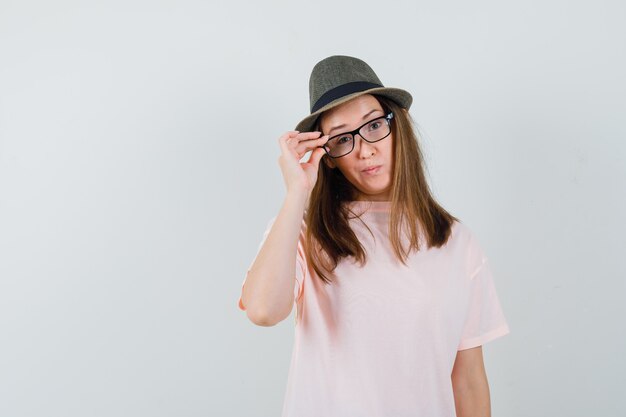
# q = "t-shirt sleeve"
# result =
<box><xmin>457</xmin><ymin>234</ymin><xmax>511</xmax><ymax>351</ymax></box>
<box><xmin>237</xmin><ymin>215</ymin><xmax>306</xmax><ymax>311</ymax></box>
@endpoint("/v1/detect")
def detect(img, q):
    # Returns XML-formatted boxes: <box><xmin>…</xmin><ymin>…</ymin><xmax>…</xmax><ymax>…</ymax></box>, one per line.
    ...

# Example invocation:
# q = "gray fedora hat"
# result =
<box><xmin>294</xmin><ymin>55</ymin><xmax>413</xmax><ymax>133</ymax></box>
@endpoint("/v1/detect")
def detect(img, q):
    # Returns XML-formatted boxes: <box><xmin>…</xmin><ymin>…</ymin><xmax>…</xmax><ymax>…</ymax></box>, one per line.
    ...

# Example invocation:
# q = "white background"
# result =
<box><xmin>1</xmin><ymin>0</ymin><xmax>624</xmax><ymax>416</ymax></box>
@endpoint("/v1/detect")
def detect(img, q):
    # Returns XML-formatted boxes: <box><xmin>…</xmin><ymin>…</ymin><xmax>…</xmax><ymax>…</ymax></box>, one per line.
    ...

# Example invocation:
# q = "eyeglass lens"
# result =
<box><xmin>325</xmin><ymin>116</ymin><xmax>390</xmax><ymax>158</ymax></box>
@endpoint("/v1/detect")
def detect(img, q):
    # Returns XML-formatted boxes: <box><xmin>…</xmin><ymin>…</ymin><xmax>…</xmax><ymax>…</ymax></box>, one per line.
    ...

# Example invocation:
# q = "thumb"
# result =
<box><xmin>309</xmin><ymin>147</ymin><xmax>326</xmax><ymax>167</ymax></box>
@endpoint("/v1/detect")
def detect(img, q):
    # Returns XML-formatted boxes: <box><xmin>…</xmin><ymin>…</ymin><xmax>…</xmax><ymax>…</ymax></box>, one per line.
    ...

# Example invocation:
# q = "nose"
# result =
<box><xmin>355</xmin><ymin>134</ymin><xmax>376</xmax><ymax>158</ymax></box>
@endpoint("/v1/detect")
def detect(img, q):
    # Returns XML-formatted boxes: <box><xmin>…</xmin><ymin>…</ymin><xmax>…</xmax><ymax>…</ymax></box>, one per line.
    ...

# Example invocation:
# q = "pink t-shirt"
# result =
<box><xmin>238</xmin><ymin>200</ymin><xmax>510</xmax><ymax>417</ymax></box>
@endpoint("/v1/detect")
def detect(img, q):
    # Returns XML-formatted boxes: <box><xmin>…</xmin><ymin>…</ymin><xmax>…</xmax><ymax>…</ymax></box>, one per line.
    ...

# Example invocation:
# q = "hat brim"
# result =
<box><xmin>294</xmin><ymin>87</ymin><xmax>413</xmax><ymax>133</ymax></box>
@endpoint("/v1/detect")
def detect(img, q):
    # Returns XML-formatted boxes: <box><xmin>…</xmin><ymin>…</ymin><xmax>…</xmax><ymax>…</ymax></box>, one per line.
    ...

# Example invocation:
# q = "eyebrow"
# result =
<box><xmin>327</xmin><ymin>109</ymin><xmax>383</xmax><ymax>136</ymax></box>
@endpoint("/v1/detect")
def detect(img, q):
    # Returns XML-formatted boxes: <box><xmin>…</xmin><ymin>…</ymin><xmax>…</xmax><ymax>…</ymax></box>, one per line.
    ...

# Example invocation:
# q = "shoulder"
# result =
<box><xmin>447</xmin><ymin>220</ymin><xmax>487</xmax><ymax>277</ymax></box>
<box><xmin>462</xmin><ymin>222</ymin><xmax>490</xmax><ymax>278</ymax></box>
<box><xmin>446</xmin><ymin>219</ymin><xmax>474</xmax><ymax>249</ymax></box>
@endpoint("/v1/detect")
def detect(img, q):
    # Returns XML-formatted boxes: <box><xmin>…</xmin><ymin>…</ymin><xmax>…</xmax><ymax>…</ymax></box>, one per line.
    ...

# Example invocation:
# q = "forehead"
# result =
<box><xmin>320</xmin><ymin>94</ymin><xmax>382</xmax><ymax>129</ymax></box>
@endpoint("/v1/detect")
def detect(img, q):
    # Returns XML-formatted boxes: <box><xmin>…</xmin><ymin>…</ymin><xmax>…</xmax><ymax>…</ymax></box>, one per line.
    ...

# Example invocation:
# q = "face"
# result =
<box><xmin>320</xmin><ymin>94</ymin><xmax>394</xmax><ymax>202</ymax></box>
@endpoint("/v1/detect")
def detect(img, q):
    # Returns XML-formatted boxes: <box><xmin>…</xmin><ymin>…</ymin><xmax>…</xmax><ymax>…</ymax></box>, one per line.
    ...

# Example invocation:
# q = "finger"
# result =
<box><xmin>293</xmin><ymin>131</ymin><xmax>324</xmax><ymax>141</ymax></box>
<box><xmin>288</xmin><ymin>133</ymin><xmax>324</xmax><ymax>155</ymax></box>
<box><xmin>308</xmin><ymin>147</ymin><xmax>327</xmax><ymax>167</ymax></box>
<box><xmin>297</xmin><ymin>139</ymin><xmax>328</xmax><ymax>161</ymax></box>
<box><xmin>280</xmin><ymin>131</ymin><xmax>323</xmax><ymax>158</ymax></box>
<box><xmin>279</xmin><ymin>134</ymin><xmax>298</xmax><ymax>158</ymax></box>
<box><xmin>280</xmin><ymin>131</ymin><xmax>300</xmax><ymax>140</ymax></box>
<box><xmin>295</xmin><ymin>135</ymin><xmax>328</xmax><ymax>154</ymax></box>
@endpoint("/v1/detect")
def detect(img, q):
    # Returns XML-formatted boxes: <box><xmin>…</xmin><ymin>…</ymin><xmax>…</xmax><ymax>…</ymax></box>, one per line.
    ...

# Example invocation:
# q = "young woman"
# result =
<box><xmin>238</xmin><ymin>55</ymin><xmax>511</xmax><ymax>417</ymax></box>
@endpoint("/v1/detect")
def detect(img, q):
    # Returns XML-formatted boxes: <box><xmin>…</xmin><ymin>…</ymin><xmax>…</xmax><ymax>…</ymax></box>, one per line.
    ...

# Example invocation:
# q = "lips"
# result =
<box><xmin>362</xmin><ymin>165</ymin><xmax>382</xmax><ymax>172</ymax></box>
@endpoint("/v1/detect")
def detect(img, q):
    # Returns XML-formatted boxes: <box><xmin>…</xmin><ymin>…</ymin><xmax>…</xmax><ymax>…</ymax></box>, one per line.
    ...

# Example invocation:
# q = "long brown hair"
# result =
<box><xmin>304</xmin><ymin>94</ymin><xmax>459</xmax><ymax>285</ymax></box>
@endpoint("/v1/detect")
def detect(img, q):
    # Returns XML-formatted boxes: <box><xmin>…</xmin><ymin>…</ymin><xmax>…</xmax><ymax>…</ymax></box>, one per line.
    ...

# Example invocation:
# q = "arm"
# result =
<box><xmin>241</xmin><ymin>190</ymin><xmax>308</xmax><ymax>327</ymax></box>
<box><xmin>451</xmin><ymin>346</ymin><xmax>491</xmax><ymax>417</ymax></box>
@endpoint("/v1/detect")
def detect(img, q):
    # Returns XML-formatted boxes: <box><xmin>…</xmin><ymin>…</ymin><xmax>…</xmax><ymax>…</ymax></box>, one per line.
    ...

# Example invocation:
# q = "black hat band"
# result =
<box><xmin>311</xmin><ymin>81</ymin><xmax>383</xmax><ymax>113</ymax></box>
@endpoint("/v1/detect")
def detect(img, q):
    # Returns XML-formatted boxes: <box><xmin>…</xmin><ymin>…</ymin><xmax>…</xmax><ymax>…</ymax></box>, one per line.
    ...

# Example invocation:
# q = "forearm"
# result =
<box><xmin>242</xmin><ymin>190</ymin><xmax>308</xmax><ymax>326</ymax></box>
<box><xmin>451</xmin><ymin>375</ymin><xmax>491</xmax><ymax>417</ymax></box>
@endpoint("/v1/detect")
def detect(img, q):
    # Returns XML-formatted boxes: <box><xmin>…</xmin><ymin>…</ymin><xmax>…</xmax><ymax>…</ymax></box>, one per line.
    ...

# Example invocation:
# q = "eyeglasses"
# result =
<box><xmin>319</xmin><ymin>112</ymin><xmax>394</xmax><ymax>158</ymax></box>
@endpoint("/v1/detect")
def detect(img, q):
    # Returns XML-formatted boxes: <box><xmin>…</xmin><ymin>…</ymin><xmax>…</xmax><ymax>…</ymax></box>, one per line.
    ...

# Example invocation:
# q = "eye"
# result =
<box><xmin>337</xmin><ymin>135</ymin><xmax>351</xmax><ymax>144</ymax></box>
<box><xmin>368</xmin><ymin>121</ymin><xmax>382</xmax><ymax>130</ymax></box>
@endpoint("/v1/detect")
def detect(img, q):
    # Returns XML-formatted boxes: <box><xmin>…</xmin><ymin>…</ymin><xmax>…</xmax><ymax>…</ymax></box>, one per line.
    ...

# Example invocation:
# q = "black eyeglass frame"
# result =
<box><xmin>318</xmin><ymin>111</ymin><xmax>394</xmax><ymax>159</ymax></box>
